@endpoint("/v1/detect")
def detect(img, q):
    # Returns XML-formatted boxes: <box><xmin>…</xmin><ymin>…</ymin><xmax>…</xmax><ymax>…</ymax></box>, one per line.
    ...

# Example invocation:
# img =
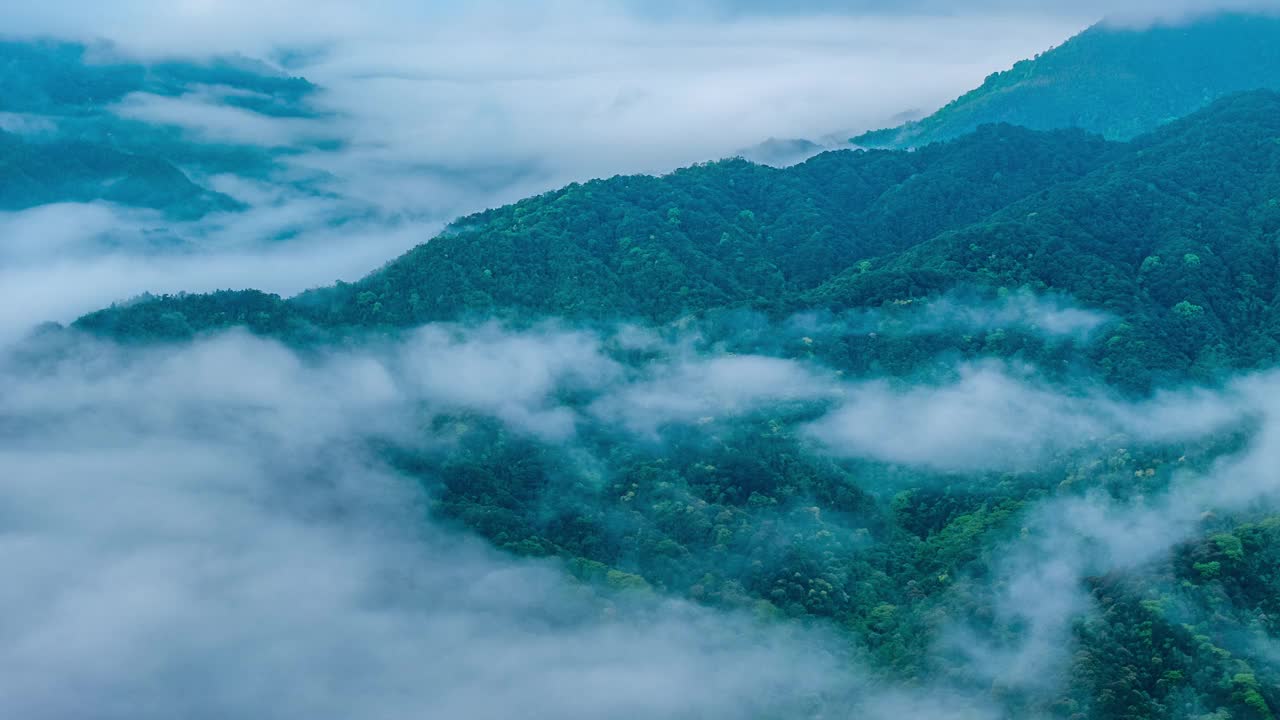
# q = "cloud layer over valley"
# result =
<box><xmin>0</xmin><ymin>326</ymin><xmax>989</xmax><ymax>719</ymax></box>
<box><xmin>4</xmin><ymin>307</ymin><xmax>1280</xmax><ymax>716</ymax></box>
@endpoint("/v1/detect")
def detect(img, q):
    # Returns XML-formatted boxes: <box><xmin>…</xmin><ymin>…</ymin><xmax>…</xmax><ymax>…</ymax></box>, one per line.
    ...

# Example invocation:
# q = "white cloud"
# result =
<box><xmin>0</xmin><ymin>201</ymin><xmax>436</xmax><ymax>345</ymax></box>
<box><xmin>110</xmin><ymin>89</ymin><xmax>329</xmax><ymax>147</ymax></box>
<box><xmin>591</xmin><ymin>354</ymin><xmax>836</xmax><ymax>437</ymax></box>
<box><xmin>788</xmin><ymin>290</ymin><xmax>1114</xmax><ymax>341</ymax></box>
<box><xmin>3</xmin><ymin>312</ymin><xmax>1280</xmax><ymax>714</ymax></box>
<box><xmin>807</xmin><ymin>362</ymin><xmax>1248</xmax><ymax>473</ymax></box>
<box><xmin>931</xmin><ymin>367</ymin><xmax>1280</xmax><ymax>698</ymax></box>
<box><xmin>397</xmin><ymin>323</ymin><xmax>623</xmax><ymax>441</ymax></box>
<box><xmin>0</xmin><ymin>328</ymin><xmax>1006</xmax><ymax>720</ymax></box>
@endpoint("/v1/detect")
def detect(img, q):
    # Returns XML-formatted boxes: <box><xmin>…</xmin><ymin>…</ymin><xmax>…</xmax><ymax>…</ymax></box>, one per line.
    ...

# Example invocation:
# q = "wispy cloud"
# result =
<box><xmin>806</xmin><ymin>361</ymin><xmax>1247</xmax><ymax>473</ymax></box>
<box><xmin>110</xmin><ymin>89</ymin><xmax>331</xmax><ymax>147</ymax></box>
<box><xmin>0</xmin><ymin>201</ymin><xmax>438</xmax><ymax>345</ymax></box>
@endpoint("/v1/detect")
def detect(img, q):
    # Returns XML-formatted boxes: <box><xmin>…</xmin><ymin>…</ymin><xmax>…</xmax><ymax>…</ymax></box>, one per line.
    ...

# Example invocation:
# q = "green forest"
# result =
<box><xmin>53</xmin><ymin>88</ymin><xmax>1280</xmax><ymax>719</ymax></box>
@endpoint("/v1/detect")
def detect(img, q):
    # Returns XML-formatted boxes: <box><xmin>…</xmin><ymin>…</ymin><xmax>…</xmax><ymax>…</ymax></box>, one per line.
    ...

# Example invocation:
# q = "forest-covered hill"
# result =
<box><xmin>79</xmin><ymin>91</ymin><xmax>1280</xmax><ymax>391</ymax></box>
<box><xmin>852</xmin><ymin>12</ymin><xmax>1280</xmax><ymax>149</ymax></box>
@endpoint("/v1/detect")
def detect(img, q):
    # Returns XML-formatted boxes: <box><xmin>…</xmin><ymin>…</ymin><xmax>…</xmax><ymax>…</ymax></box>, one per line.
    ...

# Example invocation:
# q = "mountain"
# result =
<box><xmin>0</xmin><ymin>38</ymin><xmax>314</xmax><ymax>117</ymax></box>
<box><xmin>852</xmin><ymin>12</ymin><xmax>1280</xmax><ymax>149</ymax></box>
<box><xmin>735</xmin><ymin>137</ymin><xmax>826</xmax><ymax>167</ymax></box>
<box><xmin>0</xmin><ymin>129</ymin><xmax>241</xmax><ymax>218</ymax></box>
<box><xmin>0</xmin><ymin>39</ymin><xmax>319</xmax><ymax>216</ymax></box>
<box><xmin>56</xmin><ymin>91</ymin><xmax>1280</xmax><ymax>719</ymax></box>
<box><xmin>77</xmin><ymin>91</ymin><xmax>1280</xmax><ymax>390</ymax></box>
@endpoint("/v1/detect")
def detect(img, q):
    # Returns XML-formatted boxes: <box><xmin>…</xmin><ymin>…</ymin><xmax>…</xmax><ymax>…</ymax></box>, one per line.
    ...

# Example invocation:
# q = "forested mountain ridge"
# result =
<box><xmin>21</xmin><ymin>48</ymin><xmax>1280</xmax><ymax>720</ymax></box>
<box><xmin>852</xmin><ymin>12</ymin><xmax>1280</xmax><ymax>149</ymax></box>
<box><xmin>77</xmin><ymin>122</ymin><xmax>1116</xmax><ymax>325</ymax></box>
<box><xmin>77</xmin><ymin>91</ymin><xmax>1280</xmax><ymax>389</ymax></box>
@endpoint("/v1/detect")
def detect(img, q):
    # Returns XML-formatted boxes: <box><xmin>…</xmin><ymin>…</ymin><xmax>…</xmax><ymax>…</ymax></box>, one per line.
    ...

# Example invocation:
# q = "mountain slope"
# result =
<box><xmin>75</xmin><ymin>91</ymin><xmax>1280</xmax><ymax>390</ymax></box>
<box><xmin>53</xmin><ymin>92</ymin><xmax>1280</xmax><ymax>720</ymax></box>
<box><xmin>75</xmin><ymin>123</ymin><xmax>1114</xmax><ymax>326</ymax></box>
<box><xmin>852</xmin><ymin>12</ymin><xmax>1280</xmax><ymax>149</ymax></box>
<box><xmin>316</xmin><ymin>124</ymin><xmax>1111</xmax><ymax>324</ymax></box>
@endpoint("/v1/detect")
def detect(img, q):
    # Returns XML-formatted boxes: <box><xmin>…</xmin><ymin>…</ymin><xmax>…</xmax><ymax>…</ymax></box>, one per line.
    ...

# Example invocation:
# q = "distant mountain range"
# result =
<box><xmin>735</xmin><ymin>137</ymin><xmax>826</xmax><ymax>167</ymax></box>
<box><xmin>78</xmin><ymin>90</ymin><xmax>1280</xmax><ymax>392</ymax></box>
<box><xmin>0</xmin><ymin>39</ymin><xmax>319</xmax><ymax>217</ymax></box>
<box><xmin>0</xmin><ymin>38</ymin><xmax>314</xmax><ymax>117</ymax></box>
<box><xmin>853</xmin><ymin>12</ymin><xmax>1280</xmax><ymax>149</ymax></box>
<box><xmin>8</xmin><ymin>12</ymin><xmax>1280</xmax><ymax>219</ymax></box>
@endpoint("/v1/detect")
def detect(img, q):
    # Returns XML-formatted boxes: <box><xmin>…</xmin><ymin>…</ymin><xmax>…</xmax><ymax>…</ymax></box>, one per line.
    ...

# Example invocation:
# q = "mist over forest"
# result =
<box><xmin>4</xmin><ymin>2</ymin><xmax>1280</xmax><ymax>719</ymax></box>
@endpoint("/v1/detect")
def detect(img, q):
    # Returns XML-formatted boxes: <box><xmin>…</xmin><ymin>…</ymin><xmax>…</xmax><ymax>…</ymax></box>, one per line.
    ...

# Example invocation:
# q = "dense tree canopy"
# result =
<box><xmin>81</xmin><ymin>91</ymin><xmax>1280</xmax><ymax>390</ymax></box>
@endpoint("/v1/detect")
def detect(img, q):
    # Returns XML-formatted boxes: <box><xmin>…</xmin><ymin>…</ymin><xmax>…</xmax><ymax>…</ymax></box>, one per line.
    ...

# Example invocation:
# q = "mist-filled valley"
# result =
<box><xmin>5</xmin><ymin>3</ymin><xmax>1280</xmax><ymax>720</ymax></box>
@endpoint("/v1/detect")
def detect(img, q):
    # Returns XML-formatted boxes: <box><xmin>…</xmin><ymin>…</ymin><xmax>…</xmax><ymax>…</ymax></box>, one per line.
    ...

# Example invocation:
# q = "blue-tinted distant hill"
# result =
<box><xmin>0</xmin><ymin>38</ymin><xmax>321</xmax><ymax>216</ymax></box>
<box><xmin>0</xmin><ymin>129</ymin><xmax>242</xmax><ymax>219</ymax></box>
<box><xmin>735</xmin><ymin>137</ymin><xmax>826</xmax><ymax>167</ymax></box>
<box><xmin>0</xmin><ymin>38</ymin><xmax>314</xmax><ymax>117</ymax></box>
<box><xmin>76</xmin><ymin>91</ymin><xmax>1280</xmax><ymax>392</ymax></box>
<box><xmin>853</xmin><ymin>12</ymin><xmax>1280</xmax><ymax>149</ymax></box>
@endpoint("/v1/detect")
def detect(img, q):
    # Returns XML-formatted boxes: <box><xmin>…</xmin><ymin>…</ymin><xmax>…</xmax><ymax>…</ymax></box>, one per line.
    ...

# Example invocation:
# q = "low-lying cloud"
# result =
<box><xmin>4</xmin><ymin>304</ymin><xmax>1279</xmax><ymax>715</ymax></box>
<box><xmin>0</xmin><ymin>327</ymin><xmax>1017</xmax><ymax>720</ymax></box>
<box><xmin>945</xmin><ymin>370</ymin><xmax>1280</xmax><ymax>698</ymax></box>
<box><xmin>0</xmin><ymin>201</ymin><xmax>438</xmax><ymax>346</ymax></box>
<box><xmin>110</xmin><ymin>89</ymin><xmax>332</xmax><ymax>147</ymax></box>
<box><xmin>788</xmin><ymin>289</ymin><xmax>1114</xmax><ymax>342</ymax></box>
<box><xmin>807</xmin><ymin>361</ymin><xmax>1247</xmax><ymax>473</ymax></box>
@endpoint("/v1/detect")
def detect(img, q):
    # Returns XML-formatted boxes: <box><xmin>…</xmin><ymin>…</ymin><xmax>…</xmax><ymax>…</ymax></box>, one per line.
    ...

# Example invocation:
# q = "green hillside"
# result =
<box><xmin>853</xmin><ymin>12</ymin><xmax>1280</xmax><ymax>149</ymax></box>
<box><xmin>46</xmin><ymin>91</ymin><xmax>1280</xmax><ymax>720</ymax></box>
<box><xmin>80</xmin><ymin>91</ymin><xmax>1280</xmax><ymax>389</ymax></box>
